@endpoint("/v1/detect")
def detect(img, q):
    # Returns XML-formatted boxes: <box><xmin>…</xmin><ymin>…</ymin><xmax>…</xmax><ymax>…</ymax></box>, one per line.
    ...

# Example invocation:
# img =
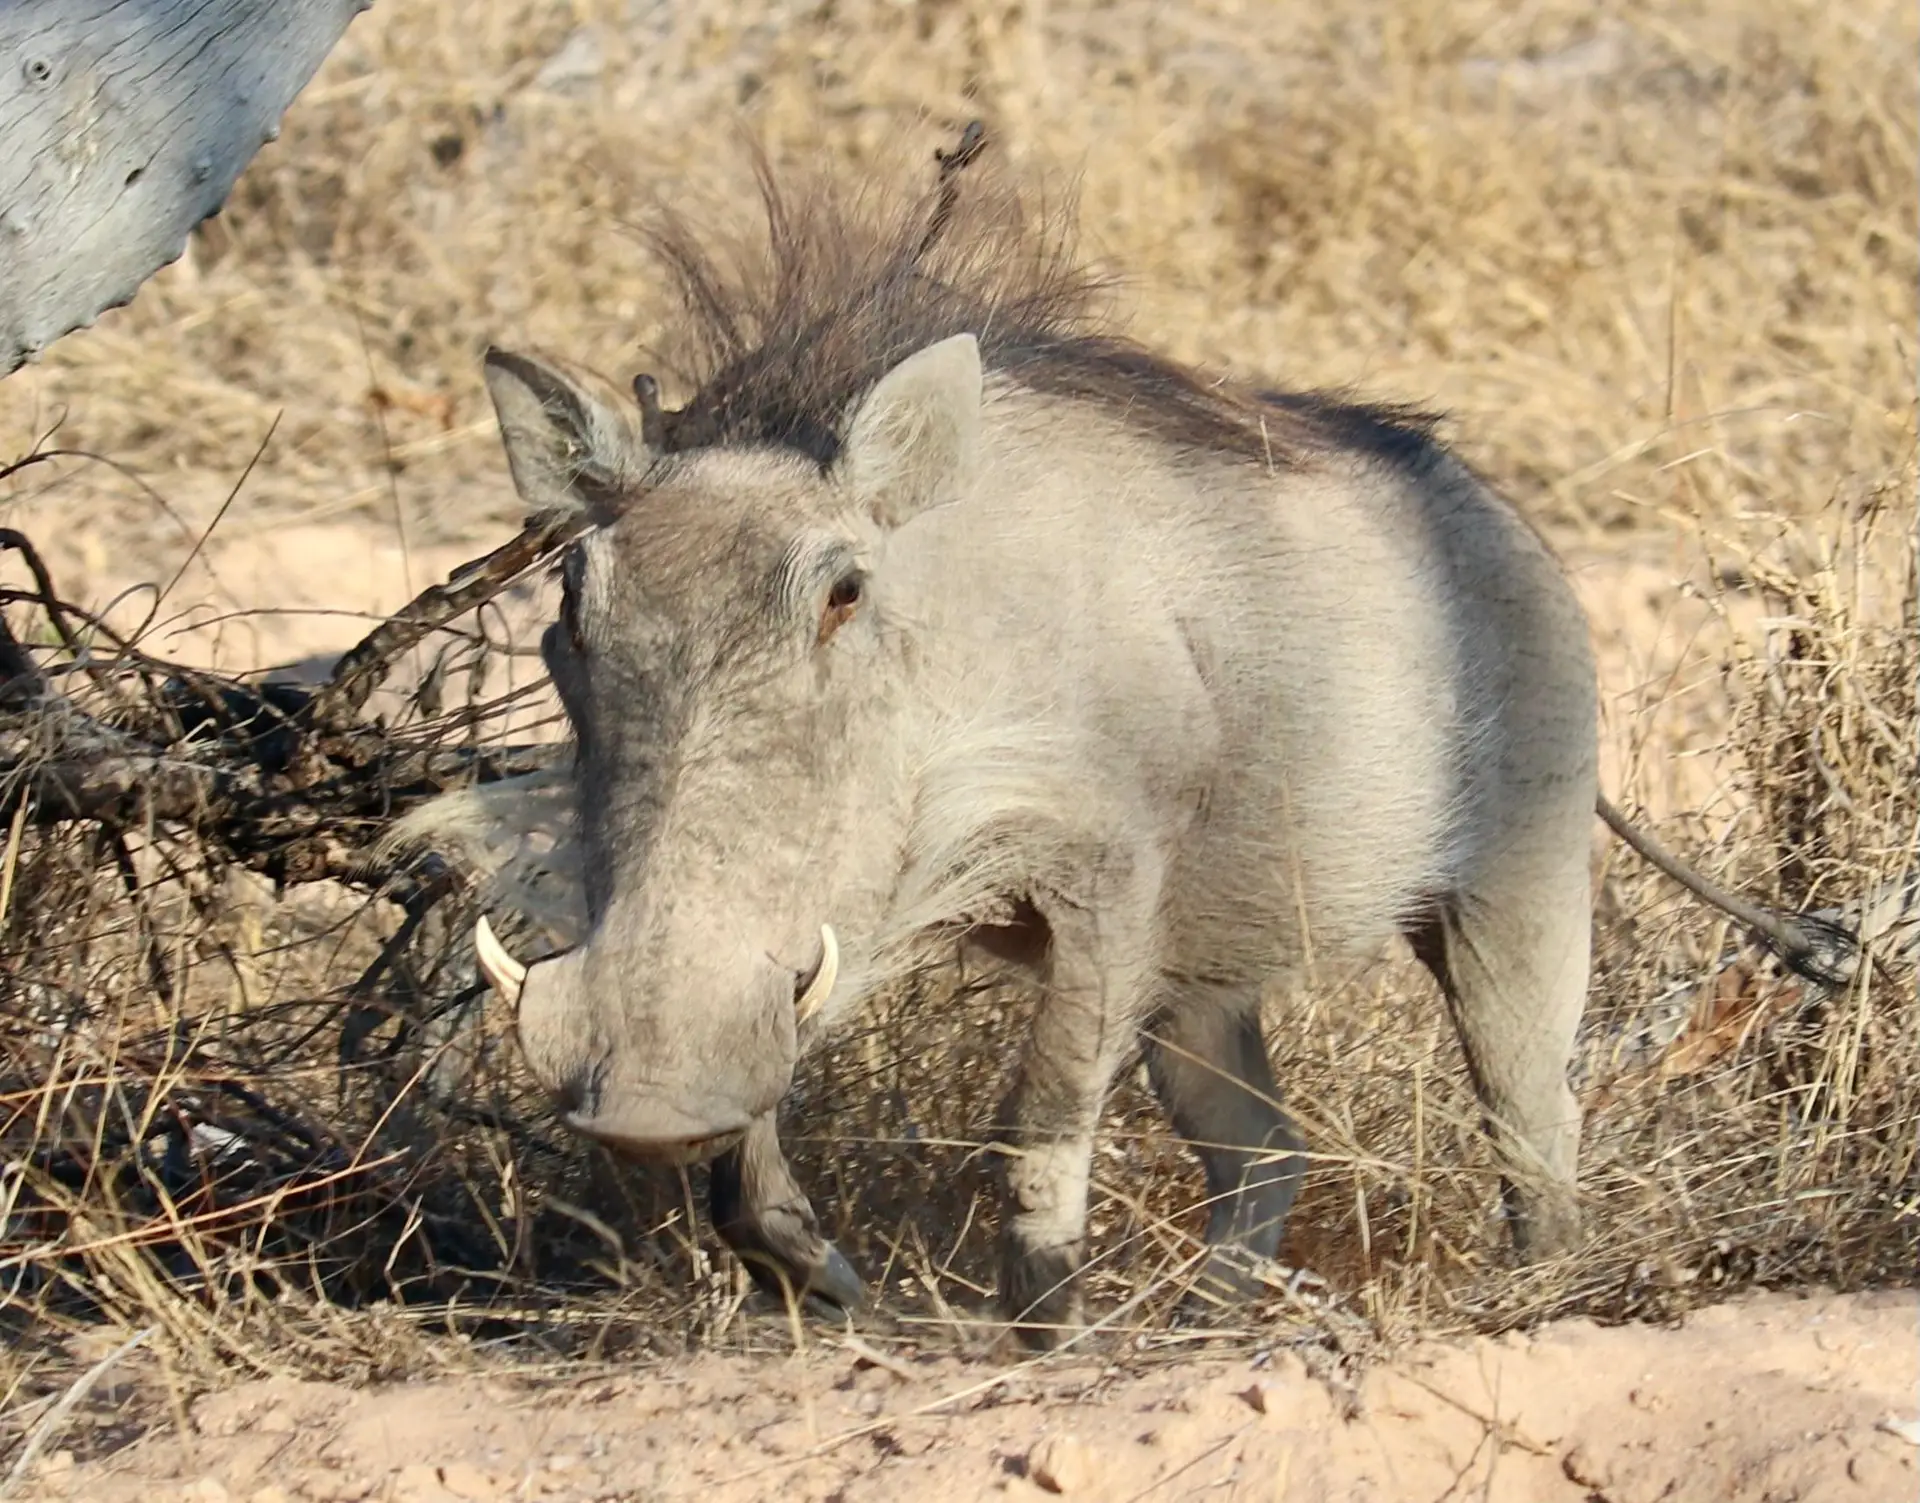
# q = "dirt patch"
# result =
<box><xmin>29</xmin><ymin>1290</ymin><xmax>1917</xmax><ymax>1503</ymax></box>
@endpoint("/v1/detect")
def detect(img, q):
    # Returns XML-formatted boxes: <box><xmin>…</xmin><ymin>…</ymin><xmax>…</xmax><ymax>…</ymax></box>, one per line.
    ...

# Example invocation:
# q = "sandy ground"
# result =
<box><xmin>26</xmin><ymin>1289</ymin><xmax>1917</xmax><ymax>1503</ymax></box>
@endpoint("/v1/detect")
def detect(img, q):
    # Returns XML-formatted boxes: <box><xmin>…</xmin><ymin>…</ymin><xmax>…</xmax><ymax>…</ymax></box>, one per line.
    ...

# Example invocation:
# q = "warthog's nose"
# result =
<box><xmin>471</xmin><ymin>913</ymin><xmax>813</xmax><ymax>1167</ymax></box>
<box><xmin>543</xmin><ymin>1048</ymin><xmax>752</xmax><ymax>1166</ymax></box>
<box><xmin>562</xmin><ymin>1096</ymin><xmax>751</xmax><ymax>1167</ymax></box>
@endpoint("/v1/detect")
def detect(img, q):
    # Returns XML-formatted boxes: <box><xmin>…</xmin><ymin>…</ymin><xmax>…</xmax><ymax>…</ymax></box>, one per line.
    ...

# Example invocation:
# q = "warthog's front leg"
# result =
<box><xmin>707</xmin><ymin>1113</ymin><xmax>864</xmax><ymax>1311</ymax></box>
<box><xmin>996</xmin><ymin>873</ymin><xmax>1161</xmax><ymax>1348</ymax></box>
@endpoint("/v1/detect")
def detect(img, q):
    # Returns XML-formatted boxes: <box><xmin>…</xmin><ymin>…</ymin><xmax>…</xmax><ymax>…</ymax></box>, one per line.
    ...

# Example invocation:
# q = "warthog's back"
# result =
<box><xmin>882</xmin><ymin>382</ymin><xmax>1595</xmax><ymax>986</ymax></box>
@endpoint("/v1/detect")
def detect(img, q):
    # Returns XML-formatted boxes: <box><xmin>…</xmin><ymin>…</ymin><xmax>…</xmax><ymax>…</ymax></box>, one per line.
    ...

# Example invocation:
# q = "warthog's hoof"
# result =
<box><xmin>1508</xmin><ymin>1188</ymin><xmax>1582</xmax><ymax>1264</ymax></box>
<box><xmin>1171</xmin><ymin>1247</ymin><xmax>1281</xmax><ymax>1327</ymax></box>
<box><xmin>1002</xmin><ymin>1244</ymin><xmax>1084</xmax><ymax>1350</ymax></box>
<box><xmin>728</xmin><ymin>1235</ymin><xmax>867</xmax><ymax>1315</ymax></box>
<box><xmin>809</xmin><ymin>1241</ymin><xmax>866</xmax><ymax>1312</ymax></box>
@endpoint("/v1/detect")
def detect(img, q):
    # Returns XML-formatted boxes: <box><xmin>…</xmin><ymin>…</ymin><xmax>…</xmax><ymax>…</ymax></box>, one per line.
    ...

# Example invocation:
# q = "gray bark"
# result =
<box><xmin>0</xmin><ymin>0</ymin><xmax>371</xmax><ymax>378</ymax></box>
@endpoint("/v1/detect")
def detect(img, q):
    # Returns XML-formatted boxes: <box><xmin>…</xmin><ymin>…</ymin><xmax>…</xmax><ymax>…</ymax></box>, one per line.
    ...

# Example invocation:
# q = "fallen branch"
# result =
<box><xmin>310</xmin><ymin>513</ymin><xmax>581</xmax><ymax>727</ymax></box>
<box><xmin>0</xmin><ymin>520</ymin><xmax>570</xmax><ymax>893</ymax></box>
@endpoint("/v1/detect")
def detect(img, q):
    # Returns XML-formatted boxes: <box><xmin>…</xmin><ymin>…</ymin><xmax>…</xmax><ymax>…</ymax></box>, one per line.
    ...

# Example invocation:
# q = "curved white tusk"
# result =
<box><xmin>795</xmin><ymin>924</ymin><xmax>838</xmax><ymax>1027</ymax></box>
<box><xmin>474</xmin><ymin>913</ymin><xmax>529</xmax><ymax>1007</ymax></box>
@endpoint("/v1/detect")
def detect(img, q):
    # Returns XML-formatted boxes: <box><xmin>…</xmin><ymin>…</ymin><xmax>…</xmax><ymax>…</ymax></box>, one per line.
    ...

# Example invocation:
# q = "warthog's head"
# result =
<box><xmin>473</xmin><ymin>333</ymin><xmax>984</xmax><ymax>1164</ymax></box>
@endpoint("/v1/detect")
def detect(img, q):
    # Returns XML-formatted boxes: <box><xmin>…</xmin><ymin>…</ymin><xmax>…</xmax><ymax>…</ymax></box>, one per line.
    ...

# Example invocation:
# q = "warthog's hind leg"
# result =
<box><xmin>1142</xmin><ymin>985</ymin><xmax>1305</xmax><ymax>1310</ymax></box>
<box><xmin>708</xmin><ymin>1112</ymin><xmax>865</xmax><ymax>1312</ymax></box>
<box><xmin>1406</xmin><ymin>815</ymin><xmax>1592</xmax><ymax>1261</ymax></box>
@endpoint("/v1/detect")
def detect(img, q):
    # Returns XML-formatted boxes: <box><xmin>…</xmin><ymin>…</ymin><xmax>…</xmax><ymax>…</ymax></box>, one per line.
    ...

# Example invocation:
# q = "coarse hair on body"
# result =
<box><xmin>634</xmin><ymin>146</ymin><xmax>1441</xmax><ymax>473</ymax></box>
<box><xmin>403</xmin><ymin>144</ymin><xmax>1476</xmax><ymax>995</ymax></box>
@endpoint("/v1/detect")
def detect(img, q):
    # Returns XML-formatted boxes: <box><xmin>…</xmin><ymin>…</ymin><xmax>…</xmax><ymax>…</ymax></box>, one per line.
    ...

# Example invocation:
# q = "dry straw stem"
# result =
<box><xmin>0</xmin><ymin>0</ymin><xmax>1914</xmax><ymax>1458</ymax></box>
<box><xmin>0</xmin><ymin>1324</ymin><xmax>150</xmax><ymax>1501</ymax></box>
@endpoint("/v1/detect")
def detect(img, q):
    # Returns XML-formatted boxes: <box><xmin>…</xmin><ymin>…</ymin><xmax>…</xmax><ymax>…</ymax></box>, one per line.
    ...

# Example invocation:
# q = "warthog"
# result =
<box><xmin>439</xmin><ymin>147</ymin><xmax>1601</xmax><ymax>1342</ymax></box>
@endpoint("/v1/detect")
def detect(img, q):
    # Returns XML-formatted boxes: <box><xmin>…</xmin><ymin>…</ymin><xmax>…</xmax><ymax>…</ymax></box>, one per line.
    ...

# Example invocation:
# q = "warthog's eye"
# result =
<box><xmin>818</xmin><ymin>571</ymin><xmax>864</xmax><ymax>644</ymax></box>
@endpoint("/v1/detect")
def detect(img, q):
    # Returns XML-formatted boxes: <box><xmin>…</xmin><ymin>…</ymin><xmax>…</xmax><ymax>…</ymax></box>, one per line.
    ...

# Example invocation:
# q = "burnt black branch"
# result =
<box><xmin>310</xmin><ymin>513</ymin><xmax>583</xmax><ymax>728</ymax></box>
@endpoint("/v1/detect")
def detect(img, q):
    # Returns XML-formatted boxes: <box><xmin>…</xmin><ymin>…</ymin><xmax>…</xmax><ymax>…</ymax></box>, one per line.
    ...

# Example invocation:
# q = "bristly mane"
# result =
<box><xmin>638</xmin><ymin>144</ymin><xmax>1439</xmax><ymax>469</ymax></box>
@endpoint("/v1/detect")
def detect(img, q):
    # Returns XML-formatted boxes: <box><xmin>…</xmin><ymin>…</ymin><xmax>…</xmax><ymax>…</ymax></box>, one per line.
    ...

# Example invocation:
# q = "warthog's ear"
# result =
<box><xmin>840</xmin><ymin>333</ymin><xmax>982</xmax><ymax>527</ymax></box>
<box><xmin>483</xmin><ymin>347</ymin><xmax>653</xmax><ymax>517</ymax></box>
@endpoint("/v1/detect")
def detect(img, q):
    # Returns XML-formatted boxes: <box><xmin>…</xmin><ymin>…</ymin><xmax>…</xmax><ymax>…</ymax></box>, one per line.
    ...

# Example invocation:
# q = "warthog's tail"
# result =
<box><xmin>1595</xmin><ymin>793</ymin><xmax>1872</xmax><ymax>988</ymax></box>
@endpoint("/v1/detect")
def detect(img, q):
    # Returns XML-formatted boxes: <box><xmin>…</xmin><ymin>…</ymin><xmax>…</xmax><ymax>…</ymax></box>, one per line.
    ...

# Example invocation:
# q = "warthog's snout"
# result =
<box><xmin>473</xmin><ymin>916</ymin><xmax>839</xmax><ymax>1165</ymax></box>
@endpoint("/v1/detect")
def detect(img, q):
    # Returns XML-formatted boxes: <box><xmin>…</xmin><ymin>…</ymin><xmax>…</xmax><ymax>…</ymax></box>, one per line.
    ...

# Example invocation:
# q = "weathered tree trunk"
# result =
<box><xmin>0</xmin><ymin>0</ymin><xmax>371</xmax><ymax>378</ymax></box>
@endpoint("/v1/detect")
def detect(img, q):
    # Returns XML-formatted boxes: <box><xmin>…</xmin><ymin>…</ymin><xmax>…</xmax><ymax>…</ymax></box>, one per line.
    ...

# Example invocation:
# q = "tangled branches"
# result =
<box><xmin>0</xmin><ymin>495</ymin><xmax>630</xmax><ymax>1377</ymax></box>
<box><xmin>0</xmin><ymin>522</ymin><xmax>569</xmax><ymax>889</ymax></box>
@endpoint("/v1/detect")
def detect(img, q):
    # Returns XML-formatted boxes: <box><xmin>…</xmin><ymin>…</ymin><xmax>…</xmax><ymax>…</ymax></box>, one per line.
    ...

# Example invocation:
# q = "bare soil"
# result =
<box><xmin>30</xmin><ymin>1290</ymin><xmax>1917</xmax><ymax>1503</ymax></box>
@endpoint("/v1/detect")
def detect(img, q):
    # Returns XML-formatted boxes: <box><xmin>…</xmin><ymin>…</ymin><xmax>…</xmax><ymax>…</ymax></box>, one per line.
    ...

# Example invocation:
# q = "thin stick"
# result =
<box><xmin>310</xmin><ymin>516</ymin><xmax>581</xmax><ymax>726</ymax></box>
<box><xmin>915</xmin><ymin>119</ymin><xmax>989</xmax><ymax>261</ymax></box>
<box><xmin>156</xmin><ymin>413</ymin><xmax>281</xmax><ymax>612</ymax></box>
<box><xmin>0</xmin><ymin>796</ymin><xmax>26</xmax><ymax>931</ymax></box>
<box><xmin>99</xmin><ymin>827</ymin><xmax>176</xmax><ymax>1013</ymax></box>
<box><xmin>0</xmin><ymin>528</ymin><xmax>121</xmax><ymax>703</ymax></box>
<box><xmin>0</xmin><ymin>1326</ymin><xmax>153</xmax><ymax>1500</ymax></box>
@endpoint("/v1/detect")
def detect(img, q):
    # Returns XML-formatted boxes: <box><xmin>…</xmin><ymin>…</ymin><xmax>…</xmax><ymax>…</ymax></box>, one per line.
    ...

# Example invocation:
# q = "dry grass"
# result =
<box><xmin>0</xmin><ymin>0</ymin><xmax>1914</xmax><ymax>1466</ymax></box>
<box><xmin>2</xmin><ymin>0</ymin><xmax>1911</xmax><ymax>567</ymax></box>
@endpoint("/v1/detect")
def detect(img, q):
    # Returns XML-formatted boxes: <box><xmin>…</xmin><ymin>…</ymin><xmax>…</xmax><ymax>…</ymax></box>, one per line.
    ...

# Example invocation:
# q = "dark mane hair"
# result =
<box><xmin>638</xmin><ymin>141</ymin><xmax>1439</xmax><ymax>469</ymax></box>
